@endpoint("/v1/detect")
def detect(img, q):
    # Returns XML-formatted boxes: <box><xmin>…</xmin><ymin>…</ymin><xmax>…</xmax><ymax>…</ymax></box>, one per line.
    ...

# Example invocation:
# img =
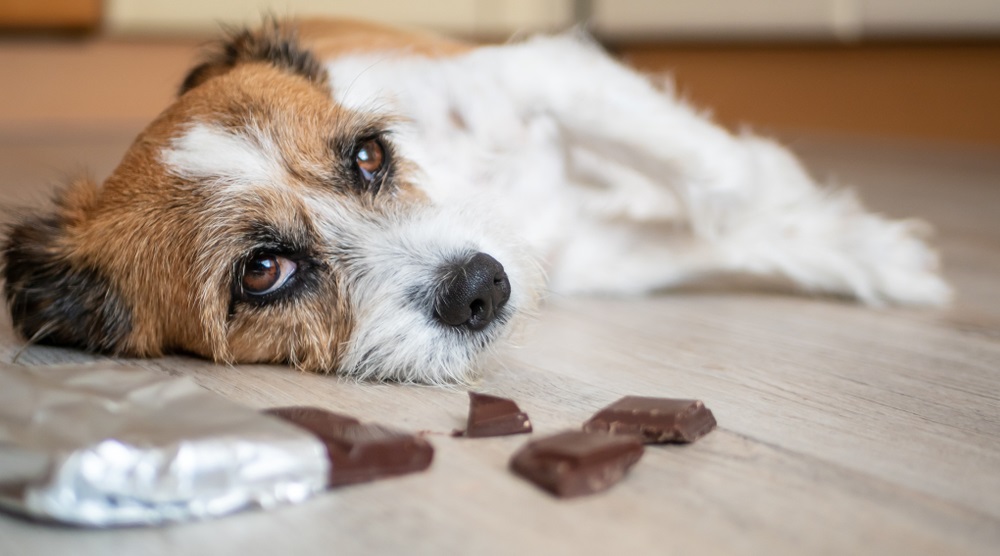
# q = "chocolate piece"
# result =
<box><xmin>265</xmin><ymin>406</ymin><xmax>433</xmax><ymax>487</ymax></box>
<box><xmin>461</xmin><ymin>392</ymin><xmax>532</xmax><ymax>437</ymax></box>
<box><xmin>583</xmin><ymin>396</ymin><xmax>717</xmax><ymax>443</ymax></box>
<box><xmin>509</xmin><ymin>431</ymin><xmax>643</xmax><ymax>498</ymax></box>
<box><xmin>265</xmin><ymin>406</ymin><xmax>360</xmax><ymax>429</ymax></box>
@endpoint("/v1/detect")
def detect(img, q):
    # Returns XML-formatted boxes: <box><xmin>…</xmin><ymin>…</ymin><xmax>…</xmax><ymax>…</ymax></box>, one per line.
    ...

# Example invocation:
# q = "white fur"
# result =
<box><xmin>326</xmin><ymin>33</ymin><xmax>950</xmax><ymax>307</ymax></box>
<box><xmin>161</xmin><ymin>122</ymin><xmax>285</xmax><ymax>193</ymax></box>
<box><xmin>303</xmin><ymin>196</ymin><xmax>543</xmax><ymax>383</ymax></box>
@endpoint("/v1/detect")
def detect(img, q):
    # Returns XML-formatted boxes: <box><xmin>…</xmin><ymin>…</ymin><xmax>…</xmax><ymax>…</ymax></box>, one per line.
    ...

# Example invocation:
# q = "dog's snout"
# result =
<box><xmin>435</xmin><ymin>253</ymin><xmax>511</xmax><ymax>331</ymax></box>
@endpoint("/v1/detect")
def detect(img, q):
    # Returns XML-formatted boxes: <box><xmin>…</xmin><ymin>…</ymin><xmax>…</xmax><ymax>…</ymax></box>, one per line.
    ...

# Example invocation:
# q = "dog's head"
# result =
<box><xmin>2</xmin><ymin>23</ymin><xmax>541</xmax><ymax>382</ymax></box>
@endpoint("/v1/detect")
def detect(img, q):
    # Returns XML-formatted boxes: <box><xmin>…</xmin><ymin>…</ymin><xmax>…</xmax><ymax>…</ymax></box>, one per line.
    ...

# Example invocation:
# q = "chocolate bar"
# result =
<box><xmin>460</xmin><ymin>392</ymin><xmax>532</xmax><ymax>437</ymax></box>
<box><xmin>509</xmin><ymin>431</ymin><xmax>644</xmax><ymax>498</ymax></box>
<box><xmin>582</xmin><ymin>396</ymin><xmax>717</xmax><ymax>443</ymax></box>
<box><xmin>265</xmin><ymin>406</ymin><xmax>433</xmax><ymax>487</ymax></box>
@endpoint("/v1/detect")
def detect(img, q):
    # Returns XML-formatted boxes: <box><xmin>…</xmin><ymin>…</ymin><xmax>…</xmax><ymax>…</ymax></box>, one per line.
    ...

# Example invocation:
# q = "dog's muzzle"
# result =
<box><xmin>434</xmin><ymin>252</ymin><xmax>511</xmax><ymax>331</ymax></box>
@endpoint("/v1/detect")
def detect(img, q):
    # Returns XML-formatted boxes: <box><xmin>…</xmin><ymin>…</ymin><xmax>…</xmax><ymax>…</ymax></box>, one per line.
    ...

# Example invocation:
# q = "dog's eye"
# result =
<box><xmin>355</xmin><ymin>139</ymin><xmax>385</xmax><ymax>183</ymax></box>
<box><xmin>242</xmin><ymin>254</ymin><xmax>297</xmax><ymax>296</ymax></box>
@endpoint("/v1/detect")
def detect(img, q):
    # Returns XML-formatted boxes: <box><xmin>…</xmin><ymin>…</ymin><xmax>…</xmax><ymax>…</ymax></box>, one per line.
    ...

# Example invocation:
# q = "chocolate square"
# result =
<box><xmin>583</xmin><ymin>396</ymin><xmax>717</xmax><ymax>443</ymax></box>
<box><xmin>509</xmin><ymin>431</ymin><xmax>644</xmax><ymax>498</ymax></box>
<box><xmin>461</xmin><ymin>392</ymin><xmax>532</xmax><ymax>438</ymax></box>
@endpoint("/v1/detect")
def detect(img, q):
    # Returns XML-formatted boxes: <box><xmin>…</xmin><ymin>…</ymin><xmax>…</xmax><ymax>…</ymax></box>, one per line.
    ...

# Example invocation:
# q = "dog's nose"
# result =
<box><xmin>434</xmin><ymin>253</ymin><xmax>511</xmax><ymax>331</ymax></box>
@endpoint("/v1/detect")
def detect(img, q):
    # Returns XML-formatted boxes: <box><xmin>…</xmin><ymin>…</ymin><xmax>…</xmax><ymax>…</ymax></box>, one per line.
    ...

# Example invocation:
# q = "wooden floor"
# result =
<box><xmin>1</xmin><ymin>54</ymin><xmax>999</xmax><ymax>556</ymax></box>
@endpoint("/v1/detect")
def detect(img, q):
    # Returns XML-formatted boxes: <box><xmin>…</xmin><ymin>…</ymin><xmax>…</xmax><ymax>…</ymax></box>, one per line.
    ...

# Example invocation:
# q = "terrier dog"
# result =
<box><xmin>2</xmin><ymin>19</ymin><xmax>949</xmax><ymax>383</ymax></box>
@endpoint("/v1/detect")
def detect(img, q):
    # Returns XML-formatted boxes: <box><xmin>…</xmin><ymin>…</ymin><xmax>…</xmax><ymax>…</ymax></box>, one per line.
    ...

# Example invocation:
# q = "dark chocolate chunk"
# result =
<box><xmin>509</xmin><ymin>431</ymin><xmax>644</xmax><ymax>498</ymax></box>
<box><xmin>461</xmin><ymin>392</ymin><xmax>532</xmax><ymax>438</ymax></box>
<box><xmin>265</xmin><ymin>406</ymin><xmax>360</xmax><ymax>429</ymax></box>
<box><xmin>583</xmin><ymin>396</ymin><xmax>717</xmax><ymax>443</ymax></box>
<box><xmin>265</xmin><ymin>406</ymin><xmax>433</xmax><ymax>487</ymax></box>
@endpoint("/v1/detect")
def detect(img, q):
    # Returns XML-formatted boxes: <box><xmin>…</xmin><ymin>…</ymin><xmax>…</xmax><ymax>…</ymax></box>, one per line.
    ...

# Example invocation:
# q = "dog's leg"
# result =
<box><xmin>481</xmin><ymin>34</ymin><xmax>950</xmax><ymax>306</ymax></box>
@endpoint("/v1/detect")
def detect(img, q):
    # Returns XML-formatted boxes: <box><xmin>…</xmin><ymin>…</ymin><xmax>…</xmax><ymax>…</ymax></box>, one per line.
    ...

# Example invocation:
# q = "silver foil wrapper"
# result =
<box><xmin>0</xmin><ymin>364</ymin><xmax>329</xmax><ymax>527</ymax></box>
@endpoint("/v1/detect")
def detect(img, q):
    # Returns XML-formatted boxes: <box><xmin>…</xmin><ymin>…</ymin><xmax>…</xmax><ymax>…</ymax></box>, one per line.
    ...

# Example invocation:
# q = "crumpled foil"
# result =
<box><xmin>0</xmin><ymin>364</ymin><xmax>329</xmax><ymax>527</ymax></box>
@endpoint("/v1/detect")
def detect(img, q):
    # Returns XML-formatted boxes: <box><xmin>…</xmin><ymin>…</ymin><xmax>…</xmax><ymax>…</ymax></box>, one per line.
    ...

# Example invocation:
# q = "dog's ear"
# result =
<box><xmin>179</xmin><ymin>19</ymin><xmax>328</xmax><ymax>95</ymax></box>
<box><xmin>2</xmin><ymin>179</ymin><xmax>132</xmax><ymax>354</ymax></box>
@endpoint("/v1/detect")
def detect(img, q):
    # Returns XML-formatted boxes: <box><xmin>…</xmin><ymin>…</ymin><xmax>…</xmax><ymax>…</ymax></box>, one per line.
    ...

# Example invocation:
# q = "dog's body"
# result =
<box><xmin>2</xmin><ymin>19</ymin><xmax>949</xmax><ymax>382</ymax></box>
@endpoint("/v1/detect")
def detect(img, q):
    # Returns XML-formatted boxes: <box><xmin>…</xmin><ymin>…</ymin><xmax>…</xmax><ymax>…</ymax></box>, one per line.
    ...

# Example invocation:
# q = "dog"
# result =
<box><xmin>1</xmin><ymin>18</ymin><xmax>950</xmax><ymax>383</ymax></box>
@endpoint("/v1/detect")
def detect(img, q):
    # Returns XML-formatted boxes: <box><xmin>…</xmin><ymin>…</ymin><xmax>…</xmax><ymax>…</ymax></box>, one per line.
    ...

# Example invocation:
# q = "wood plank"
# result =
<box><xmin>0</xmin><ymin>0</ymin><xmax>100</xmax><ymax>30</ymax></box>
<box><xmin>620</xmin><ymin>43</ymin><xmax>1000</xmax><ymax>147</ymax></box>
<box><xmin>0</xmin><ymin>40</ymin><xmax>197</xmax><ymax>136</ymax></box>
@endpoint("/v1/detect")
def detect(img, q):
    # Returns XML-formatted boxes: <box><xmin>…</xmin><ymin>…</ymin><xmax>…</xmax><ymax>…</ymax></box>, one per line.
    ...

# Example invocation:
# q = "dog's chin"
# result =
<box><xmin>336</xmin><ymin>304</ymin><xmax>526</xmax><ymax>384</ymax></box>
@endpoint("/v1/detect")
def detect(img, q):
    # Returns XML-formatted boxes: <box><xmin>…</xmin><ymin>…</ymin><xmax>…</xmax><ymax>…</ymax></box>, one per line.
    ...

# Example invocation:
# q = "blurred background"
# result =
<box><xmin>0</xmin><ymin>0</ymin><xmax>998</xmax><ymax>149</ymax></box>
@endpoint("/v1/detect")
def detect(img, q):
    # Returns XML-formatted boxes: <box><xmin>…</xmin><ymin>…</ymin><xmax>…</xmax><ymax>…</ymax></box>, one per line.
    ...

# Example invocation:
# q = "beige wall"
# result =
<box><xmin>593</xmin><ymin>0</ymin><xmax>1000</xmax><ymax>41</ymax></box>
